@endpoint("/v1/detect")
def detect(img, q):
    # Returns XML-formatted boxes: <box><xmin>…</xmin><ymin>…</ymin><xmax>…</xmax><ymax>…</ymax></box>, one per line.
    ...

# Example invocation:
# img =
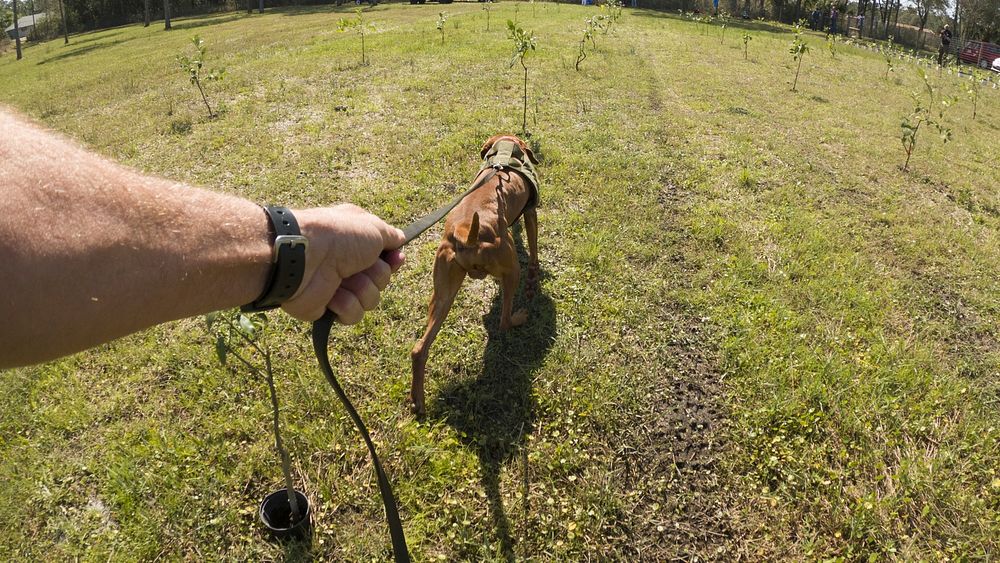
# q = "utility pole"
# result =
<box><xmin>13</xmin><ymin>0</ymin><xmax>22</xmax><ymax>60</ymax></box>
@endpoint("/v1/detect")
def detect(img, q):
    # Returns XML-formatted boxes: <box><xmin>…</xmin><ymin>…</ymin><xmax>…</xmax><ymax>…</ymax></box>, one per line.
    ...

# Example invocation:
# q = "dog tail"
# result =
<box><xmin>465</xmin><ymin>212</ymin><xmax>480</xmax><ymax>246</ymax></box>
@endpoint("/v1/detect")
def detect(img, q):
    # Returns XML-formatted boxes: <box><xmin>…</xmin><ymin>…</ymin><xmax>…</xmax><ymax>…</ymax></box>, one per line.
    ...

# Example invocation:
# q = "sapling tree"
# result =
<box><xmin>338</xmin><ymin>8</ymin><xmax>375</xmax><ymax>66</ymax></box>
<box><xmin>205</xmin><ymin>310</ymin><xmax>303</xmax><ymax>524</ymax></box>
<box><xmin>592</xmin><ymin>14</ymin><xmax>609</xmax><ymax>40</ymax></box>
<box><xmin>598</xmin><ymin>0</ymin><xmax>622</xmax><ymax>35</ymax></box>
<box><xmin>437</xmin><ymin>11</ymin><xmax>448</xmax><ymax>45</ymax></box>
<box><xmin>900</xmin><ymin>68</ymin><xmax>955</xmax><ymax>172</ymax></box>
<box><xmin>742</xmin><ymin>31</ymin><xmax>752</xmax><ymax>60</ymax></box>
<box><xmin>966</xmin><ymin>68</ymin><xmax>985</xmax><ymax>120</ymax></box>
<box><xmin>177</xmin><ymin>35</ymin><xmax>225</xmax><ymax>118</ymax></box>
<box><xmin>576</xmin><ymin>18</ymin><xmax>596</xmax><ymax>71</ymax></box>
<box><xmin>883</xmin><ymin>35</ymin><xmax>895</xmax><ymax>79</ymax></box>
<box><xmin>483</xmin><ymin>2</ymin><xmax>491</xmax><ymax>31</ymax></box>
<box><xmin>789</xmin><ymin>24</ymin><xmax>809</xmax><ymax>92</ymax></box>
<box><xmin>826</xmin><ymin>33</ymin><xmax>837</xmax><ymax>59</ymax></box>
<box><xmin>507</xmin><ymin>20</ymin><xmax>536</xmax><ymax>134</ymax></box>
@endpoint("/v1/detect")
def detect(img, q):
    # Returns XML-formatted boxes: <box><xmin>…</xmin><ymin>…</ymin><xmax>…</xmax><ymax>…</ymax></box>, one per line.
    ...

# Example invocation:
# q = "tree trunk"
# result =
<box><xmin>891</xmin><ymin>0</ymin><xmax>900</xmax><ymax>39</ymax></box>
<box><xmin>13</xmin><ymin>0</ymin><xmax>21</xmax><ymax>60</ymax></box>
<box><xmin>259</xmin><ymin>0</ymin><xmax>263</xmax><ymax>14</ymax></box>
<box><xmin>164</xmin><ymin>0</ymin><xmax>171</xmax><ymax>30</ymax></box>
<box><xmin>869</xmin><ymin>0</ymin><xmax>877</xmax><ymax>37</ymax></box>
<box><xmin>144</xmin><ymin>0</ymin><xmax>150</xmax><ymax>27</ymax></box>
<box><xmin>59</xmin><ymin>0</ymin><xmax>69</xmax><ymax>43</ymax></box>
<box><xmin>917</xmin><ymin>5</ymin><xmax>928</xmax><ymax>48</ymax></box>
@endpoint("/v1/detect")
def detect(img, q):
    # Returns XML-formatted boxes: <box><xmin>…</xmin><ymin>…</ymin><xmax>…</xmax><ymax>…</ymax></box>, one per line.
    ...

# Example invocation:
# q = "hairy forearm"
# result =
<box><xmin>0</xmin><ymin>109</ymin><xmax>272</xmax><ymax>367</ymax></box>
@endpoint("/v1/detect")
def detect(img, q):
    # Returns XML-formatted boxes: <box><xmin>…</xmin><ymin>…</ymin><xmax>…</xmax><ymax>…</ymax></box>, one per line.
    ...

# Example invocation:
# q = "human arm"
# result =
<box><xmin>0</xmin><ymin>108</ymin><xmax>405</xmax><ymax>368</ymax></box>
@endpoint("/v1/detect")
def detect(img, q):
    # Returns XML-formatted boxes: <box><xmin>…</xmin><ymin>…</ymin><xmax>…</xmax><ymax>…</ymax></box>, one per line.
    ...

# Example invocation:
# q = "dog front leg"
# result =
<box><xmin>499</xmin><ymin>260</ymin><xmax>528</xmax><ymax>331</ymax></box>
<box><xmin>410</xmin><ymin>253</ymin><xmax>465</xmax><ymax>416</ymax></box>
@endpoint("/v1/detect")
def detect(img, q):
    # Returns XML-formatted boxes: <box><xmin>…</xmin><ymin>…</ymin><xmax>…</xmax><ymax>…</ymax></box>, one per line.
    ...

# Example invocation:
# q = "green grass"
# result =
<box><xmin>2</xmin><ymin>4</ymin><xmax>1000</xmax><ymax>560</ymax></box>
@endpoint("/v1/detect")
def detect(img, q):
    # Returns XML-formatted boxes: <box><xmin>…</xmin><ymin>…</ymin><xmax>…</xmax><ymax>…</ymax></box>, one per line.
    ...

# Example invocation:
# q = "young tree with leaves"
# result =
<box><xmin>437</xmin><ymin>11</ymin><xmax>448</xmax><ymax>45</ymax></box>
<box><xmin>177</xmin><ymin>35</ymin><xmax>226</xmax><ymax>118</ymax></box>
<box><xmin>339</xmin><ymin>8</ymin><xmax>375</xmax><ymax>66</ymax></box>
<box><xmin>507</xmin><ymin>20</ymin><xmax>536</xmax><ymax>134</ymax></box>
<box><xmin>789</xmin><ymin>24</ymin><xmax>808</xmax><ymax>91</ymax></box>
<box><xmin>900</xmin><ymin>68</ymin><xmax>954</xmax><ymax>171</ymax></box>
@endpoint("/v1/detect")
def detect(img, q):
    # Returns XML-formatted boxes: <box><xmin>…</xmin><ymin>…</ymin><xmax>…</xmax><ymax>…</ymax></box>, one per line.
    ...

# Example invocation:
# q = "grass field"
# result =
<box><xmin>2</xmin><ymin>2</ymin><xmax>1000</xmax><ymax>560</ymax></box>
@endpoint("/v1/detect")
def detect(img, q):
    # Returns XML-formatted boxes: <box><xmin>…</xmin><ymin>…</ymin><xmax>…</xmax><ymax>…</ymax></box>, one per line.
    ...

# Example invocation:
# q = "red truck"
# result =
<box><xmin>958</xmin><ymin>40</ymin><xmax>1000</xmax><ymax>69</ymax></box>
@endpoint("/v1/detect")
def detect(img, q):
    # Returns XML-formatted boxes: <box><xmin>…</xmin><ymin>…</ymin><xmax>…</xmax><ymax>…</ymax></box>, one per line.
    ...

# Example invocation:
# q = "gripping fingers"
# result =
<box><xmin>329</xmin><ymin>267</ymin><xmax>390</xmax><ymax>324</ymax></box>
<box><xmin>329</xmin><ymin>288</ymin><xmax>365</xmax><ymax>325</ymax></box>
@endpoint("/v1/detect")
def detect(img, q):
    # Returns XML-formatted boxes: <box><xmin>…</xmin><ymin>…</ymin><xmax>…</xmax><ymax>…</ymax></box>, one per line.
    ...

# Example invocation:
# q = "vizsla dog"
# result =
<box><xmin>409</xmin><ymin>134</ymin><xmax>540</xmax><ymax>415</ymax></box>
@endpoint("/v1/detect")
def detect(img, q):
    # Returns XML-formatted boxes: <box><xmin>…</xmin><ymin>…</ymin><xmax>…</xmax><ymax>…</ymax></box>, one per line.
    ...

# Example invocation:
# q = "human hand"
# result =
<box><xmin>281</xmin><ymin>205</ymin><xmax>405</xmax><ymax>324</ymax></box>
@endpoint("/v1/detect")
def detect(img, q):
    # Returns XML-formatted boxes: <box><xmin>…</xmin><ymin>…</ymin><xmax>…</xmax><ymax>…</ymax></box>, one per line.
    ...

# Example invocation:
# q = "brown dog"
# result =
<box><xmin>409</xmin><ymin>134</ymin><xmax>540</xmax><ymax>415</ymax></box>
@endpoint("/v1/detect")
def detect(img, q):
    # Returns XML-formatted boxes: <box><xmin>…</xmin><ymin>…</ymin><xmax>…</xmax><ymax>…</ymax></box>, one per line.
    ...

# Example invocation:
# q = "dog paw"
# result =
<box><xmin>510</xmin><ymin>309</ymin><xmax>529</xmax><ymax>327</ymax></box>
<box><xmin>407</xmin><ymin>393</ymin><xmax>426</xmax><ymax>417</ymax></box>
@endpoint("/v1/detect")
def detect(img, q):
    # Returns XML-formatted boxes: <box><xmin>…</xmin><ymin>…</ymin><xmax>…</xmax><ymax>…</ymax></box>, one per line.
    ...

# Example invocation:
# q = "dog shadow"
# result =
<box><xmin>432</xmin><ymin>224</ymin><xmax>556</xmax><ymax>561</ymax></box>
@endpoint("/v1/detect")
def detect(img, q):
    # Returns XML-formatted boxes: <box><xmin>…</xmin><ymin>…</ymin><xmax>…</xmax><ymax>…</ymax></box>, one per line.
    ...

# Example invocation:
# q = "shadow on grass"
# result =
<box><xmin>433</xmin><ymin>224</ymin><xmax>555</xmax><ymax>561</ymax></box>
<box><xmin>36</xmin><ymin>39</ymin><xmax>132</xmax><ymax>64</ymax></box>
<box><xmin>169</xmin><ymin>12</ymin><xmax>252</xmax><ymax>31</ymax></box>
<box><xmin>630</xmin><ymin>8</ymin><xmax>794</xmax><ymax>36</ymax></box>
<box><xmin>282</xmin><ymin>536</ymin><xmax>314</xmax><ymax>561</ymax></box>
<box><xmin>271</xmin><ymin>3</ymin><xmax>382</xmax><ymax>17</ymax></box>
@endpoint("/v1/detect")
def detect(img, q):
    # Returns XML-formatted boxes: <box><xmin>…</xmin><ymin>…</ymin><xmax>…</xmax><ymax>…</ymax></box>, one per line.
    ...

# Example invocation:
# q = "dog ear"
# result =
<box><xmin>480</xmin><ymin>136</ymin><xmax>502</xmax><ymax>159</ymax></box>
<box><xmin>522</xmin><ymin>144</ymin><xmax>539</xmax><ymax>165</ymax></box>
<box><xmin>513</xmin><ymin>136</ymin><xmax>539</xmax><ymax>164</ymax></box>
<box><xmin>465</xmin><ymin>212</ymin><xmax>480</xmax><ymax>246</ymax></box>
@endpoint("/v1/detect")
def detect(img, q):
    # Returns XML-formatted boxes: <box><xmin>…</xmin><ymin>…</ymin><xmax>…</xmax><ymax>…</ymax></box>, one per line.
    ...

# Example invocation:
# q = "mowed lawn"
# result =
<box><xmin>2</xmin><ymin>2</ymin><xmax>999</xmax><ymax>559</ymax></box>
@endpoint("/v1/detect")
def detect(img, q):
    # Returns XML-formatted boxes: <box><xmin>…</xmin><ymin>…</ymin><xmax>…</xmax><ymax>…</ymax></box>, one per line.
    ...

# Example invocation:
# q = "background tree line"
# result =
<box><xmin>2</xmin><ymin>0</ymin><xmax>997</xmax><ymax>50</ymax></box>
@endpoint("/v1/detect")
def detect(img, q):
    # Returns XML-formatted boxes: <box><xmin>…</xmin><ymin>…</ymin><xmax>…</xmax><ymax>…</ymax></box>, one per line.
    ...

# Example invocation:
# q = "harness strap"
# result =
<box><xmin>310</xmin><ymin>168</ymin><xmax>499</xmax><ymax>563</ymax></box>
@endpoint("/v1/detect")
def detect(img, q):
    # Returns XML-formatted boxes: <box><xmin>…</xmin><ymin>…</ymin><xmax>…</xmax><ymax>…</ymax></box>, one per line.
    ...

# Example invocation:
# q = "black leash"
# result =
<box><xmin>311</xmin><ymin>167</ymin><xmax>499</xmax><ymax>562</ymax></box>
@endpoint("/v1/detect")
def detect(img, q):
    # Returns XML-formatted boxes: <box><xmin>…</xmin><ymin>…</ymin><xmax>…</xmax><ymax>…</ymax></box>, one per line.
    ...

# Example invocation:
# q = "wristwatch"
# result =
<box><xmin>241</xmin><ymin>206</ymin><xmax>308</xmax><ymax>312</ymax></box>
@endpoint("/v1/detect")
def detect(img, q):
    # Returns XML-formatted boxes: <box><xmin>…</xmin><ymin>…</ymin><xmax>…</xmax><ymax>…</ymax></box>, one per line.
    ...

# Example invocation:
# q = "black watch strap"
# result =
<box><xmin>241</xmin><ymin>206</ymin><xmax>308</xmax><ymax>313</ymax></box>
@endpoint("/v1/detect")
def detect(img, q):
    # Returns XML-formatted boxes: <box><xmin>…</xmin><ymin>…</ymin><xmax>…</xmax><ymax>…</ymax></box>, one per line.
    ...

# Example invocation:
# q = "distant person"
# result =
<box><xmin>0</xmin><ymin>108</ymin><xmax>407</xmax><ymax>369</ymax></box>
<box><xmin>856</xmin><ymin>13</ymin><xmax>865</xmax><ymax>37</ymax></box>
<box><xmin>830</xmin><ymin>7</ymin><xmax>839</xmax><ymax>34</ymax></box>
<box><xmin>810</xmin><ymin>8</ymin><xmax>820</xmax><ymax>31</ymax></box>
<box><xmin>938</xmin><ymin>24</ymin><xmax>952</xmax><ymax>65</ymax></box>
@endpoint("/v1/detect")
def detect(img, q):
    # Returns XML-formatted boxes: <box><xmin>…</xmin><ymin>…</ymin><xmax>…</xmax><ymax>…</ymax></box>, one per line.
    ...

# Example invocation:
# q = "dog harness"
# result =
<box><xmin>479</xmin><ymin>139</ymin><xmax>539</xmax><ymax>211</ymax></box>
